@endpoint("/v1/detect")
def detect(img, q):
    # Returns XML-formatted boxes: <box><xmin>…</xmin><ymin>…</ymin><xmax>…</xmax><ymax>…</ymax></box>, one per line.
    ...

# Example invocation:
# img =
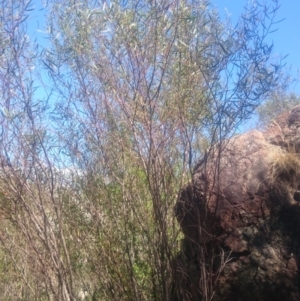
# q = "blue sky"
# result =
<box><xmin>29</xmin><ymin>0</ymin><xmax>300</xmax><ymax>93</ymax></box>
<box><xmin>24</xmin><ymin>0</ymin><xmax>300</xmax><ymax>136</ymax></box>
<box><xmin>212</xmin><ymin>0</ymin><xmax>300</xmax><ymax>94</ymax></box>
<box><xmin>28</xmin><ymin>0</ymin><xmax>300</xmax><ymax>109</ymax></box>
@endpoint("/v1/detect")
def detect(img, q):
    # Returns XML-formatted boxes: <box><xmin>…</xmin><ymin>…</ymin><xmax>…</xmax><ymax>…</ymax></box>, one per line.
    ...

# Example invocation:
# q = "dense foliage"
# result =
<box><xmin>257</xmin><ymin>92</ymin><xmax>300</xmax><ymax>126</ymax></box>
<box><xmin>0</xmin><ymin>0</ymin><xmax>285</xmax><ymax>300</ymax></box>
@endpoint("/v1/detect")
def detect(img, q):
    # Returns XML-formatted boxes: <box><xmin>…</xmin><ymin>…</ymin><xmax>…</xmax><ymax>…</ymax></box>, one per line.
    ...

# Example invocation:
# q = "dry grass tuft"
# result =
<box><xmin>269</xmin><ymin>151</ymin><xmax>300</xmax><ymax>185</ymax></box>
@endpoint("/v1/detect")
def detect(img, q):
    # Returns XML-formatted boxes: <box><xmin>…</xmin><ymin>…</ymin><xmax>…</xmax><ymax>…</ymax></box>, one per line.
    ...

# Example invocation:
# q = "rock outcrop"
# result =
<box><xmin>173</xmin><ymin>106</ymin><xmax>300</xmax><ymax>301</ymax></box>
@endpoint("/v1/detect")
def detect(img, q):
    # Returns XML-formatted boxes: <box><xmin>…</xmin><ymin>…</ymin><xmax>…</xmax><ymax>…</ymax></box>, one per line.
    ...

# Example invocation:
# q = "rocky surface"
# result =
<box><xmin>173</xmin><ymin>106</ymin><xmax>300</xmax><ymax>301</ymax></box>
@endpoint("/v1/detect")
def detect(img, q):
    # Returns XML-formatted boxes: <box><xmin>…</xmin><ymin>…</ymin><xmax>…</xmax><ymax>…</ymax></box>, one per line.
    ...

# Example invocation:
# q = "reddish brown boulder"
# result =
<box><xmin>173</xmin><ymin>106</ymin><xmax>300</xmax><ymax>301</ymax></box>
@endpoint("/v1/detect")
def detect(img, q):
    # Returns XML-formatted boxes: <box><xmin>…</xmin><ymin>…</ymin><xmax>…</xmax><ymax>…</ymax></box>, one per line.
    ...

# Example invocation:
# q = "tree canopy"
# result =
<box><xmin>257</xmin><ymin>91</ymin><xmax>300</xmax><ymax>126</ymax></box>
